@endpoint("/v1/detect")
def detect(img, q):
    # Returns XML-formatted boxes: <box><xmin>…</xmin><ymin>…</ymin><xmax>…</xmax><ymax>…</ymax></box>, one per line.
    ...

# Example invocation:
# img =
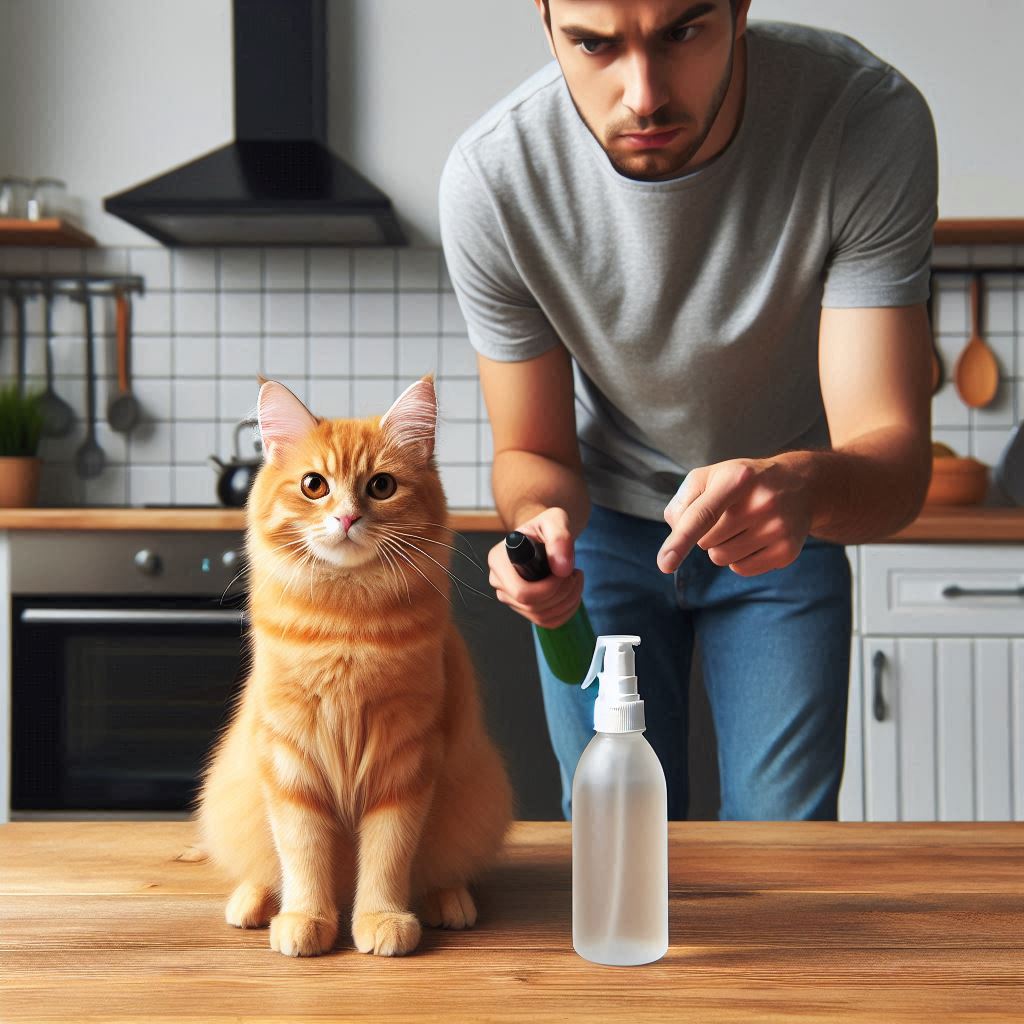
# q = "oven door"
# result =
<box><xmin>11</xmin><ymin>595</ymin><xmax>251</xmax><ymax>812</ymax></box>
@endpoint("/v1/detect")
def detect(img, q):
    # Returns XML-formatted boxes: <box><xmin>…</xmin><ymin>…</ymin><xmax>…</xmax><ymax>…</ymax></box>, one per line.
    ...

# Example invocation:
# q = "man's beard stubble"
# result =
<box><xmin>564</xmin><ymin>45</ymin><xmax>736</xmax><ymax>182</ymax></box>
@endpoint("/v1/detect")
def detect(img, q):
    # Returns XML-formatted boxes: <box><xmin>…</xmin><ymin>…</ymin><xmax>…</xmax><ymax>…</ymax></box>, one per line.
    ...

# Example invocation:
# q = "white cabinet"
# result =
<box><xmin>854</xmin><ymin>544</ymin><xmax>1024</xmax><ymax>822</ymax></box>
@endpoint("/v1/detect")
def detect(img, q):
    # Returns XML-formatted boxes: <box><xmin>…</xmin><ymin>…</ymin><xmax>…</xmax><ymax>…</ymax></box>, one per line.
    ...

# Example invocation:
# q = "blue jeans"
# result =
<box><xmin>533</xmin><ymin>502</ymin><xmax>852</xmax><ymax>822</ymax></box>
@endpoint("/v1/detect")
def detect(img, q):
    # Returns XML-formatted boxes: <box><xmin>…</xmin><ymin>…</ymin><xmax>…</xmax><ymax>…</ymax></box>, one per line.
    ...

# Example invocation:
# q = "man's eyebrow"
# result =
<box><xmin>559</xmin><ymin>2</ymin><xmax>717</xmax><ymax>41</ymax></box>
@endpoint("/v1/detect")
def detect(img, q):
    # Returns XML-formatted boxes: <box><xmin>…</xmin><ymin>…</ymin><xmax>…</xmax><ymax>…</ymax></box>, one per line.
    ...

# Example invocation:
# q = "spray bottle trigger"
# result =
<box><xmin>580</xmin><ymin>637</ymin><xmax>607</xmax><ymax>690</ymax></box>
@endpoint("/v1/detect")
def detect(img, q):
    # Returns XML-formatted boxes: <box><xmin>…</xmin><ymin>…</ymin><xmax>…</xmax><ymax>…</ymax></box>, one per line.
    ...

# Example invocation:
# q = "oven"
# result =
<box><xmin>10</xmin><ymin>531</ymin><xmax>250</xmax><ymax>817</ymax></box>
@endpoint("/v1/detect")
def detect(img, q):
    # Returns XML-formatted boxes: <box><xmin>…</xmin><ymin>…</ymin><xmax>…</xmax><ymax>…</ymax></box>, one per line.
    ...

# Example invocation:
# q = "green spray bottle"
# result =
<box><xmin>505</xmin><ymin>531</ymin><xmax>596</xmax><ymax>684</ymax></box>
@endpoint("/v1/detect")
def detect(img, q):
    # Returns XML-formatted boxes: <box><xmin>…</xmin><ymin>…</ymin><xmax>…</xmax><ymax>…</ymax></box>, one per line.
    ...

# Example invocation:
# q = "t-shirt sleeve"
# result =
<box><xmin>438</xmin><ymin>143</ymin><xmax>561</xmax><ymax>361</ymax></box>
<box><xmin>821</xmin><ymin>71</ymin><xmax>938</xmax><ymax>308</ymax></box>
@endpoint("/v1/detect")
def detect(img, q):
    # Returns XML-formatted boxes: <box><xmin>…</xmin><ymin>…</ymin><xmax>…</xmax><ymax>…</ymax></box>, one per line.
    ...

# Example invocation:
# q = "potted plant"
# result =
<box><xmin>0</xmin><ymin>383</ymin><xmax>44</xmax><ymax>507</ymax></box>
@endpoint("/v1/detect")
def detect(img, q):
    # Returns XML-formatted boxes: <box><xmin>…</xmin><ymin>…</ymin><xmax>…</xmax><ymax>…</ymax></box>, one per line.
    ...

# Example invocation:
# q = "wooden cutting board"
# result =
<box><xmin>1</xmin><ymin>820</ymin><xmax>1023</xmax><ymax>1022</ymax></box>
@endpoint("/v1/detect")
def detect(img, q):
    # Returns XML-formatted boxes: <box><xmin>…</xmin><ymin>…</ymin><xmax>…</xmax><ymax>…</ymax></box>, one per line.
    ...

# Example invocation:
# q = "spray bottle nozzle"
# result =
<box><xmin>581</xmin><ymin>635</ymin><xmax>641</xmax><ymax>690</ymax></box>
<box><xmin>581</xmin><ymin>635</ymin><xmax>645</xmax><ymax>733</ymax></box>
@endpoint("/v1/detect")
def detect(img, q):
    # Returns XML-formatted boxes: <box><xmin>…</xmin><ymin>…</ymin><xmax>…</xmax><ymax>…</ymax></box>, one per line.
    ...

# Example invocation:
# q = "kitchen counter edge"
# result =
<box><xmin>0</xmin><ymin>506</ymin><xmax>1021</xmax><ymax>541</ymax></box>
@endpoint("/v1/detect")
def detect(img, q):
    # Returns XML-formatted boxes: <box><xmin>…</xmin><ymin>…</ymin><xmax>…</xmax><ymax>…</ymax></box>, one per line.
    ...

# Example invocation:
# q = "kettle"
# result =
<box><xmin>209</xmin><ymin>418</ymin><xmax>263</xmax><ymax>508</ymax></box>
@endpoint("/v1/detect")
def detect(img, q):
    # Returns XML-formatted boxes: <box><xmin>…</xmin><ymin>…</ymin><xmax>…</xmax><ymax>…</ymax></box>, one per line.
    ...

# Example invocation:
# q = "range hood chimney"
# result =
<box><xmin>104</xmin><ymin>0</ymin><xmax>405</xmax><ymax>247</ymax></box>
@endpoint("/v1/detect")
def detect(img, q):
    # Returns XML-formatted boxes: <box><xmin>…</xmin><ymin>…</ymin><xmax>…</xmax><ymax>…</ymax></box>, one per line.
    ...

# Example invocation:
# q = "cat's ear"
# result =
<box><xmin>257</xmin><ymin>379</ymin><xmax>319</xmax><ymax>466</ymax></box>
<box><xmin>379</xmin><ymin>374</ymin><xmax>437</xmax><ymax>463</ymax></box>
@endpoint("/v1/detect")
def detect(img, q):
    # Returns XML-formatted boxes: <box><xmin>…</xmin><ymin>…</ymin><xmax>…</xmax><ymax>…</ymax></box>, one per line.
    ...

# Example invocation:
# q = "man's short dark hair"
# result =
<box><xmin>541</xmin><ymin>0</ymin><xmax>740</xmax><ymax>33</ymax></box>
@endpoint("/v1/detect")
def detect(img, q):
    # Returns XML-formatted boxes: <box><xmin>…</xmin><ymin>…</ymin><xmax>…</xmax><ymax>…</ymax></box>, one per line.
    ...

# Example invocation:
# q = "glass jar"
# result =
<box><xmin>0</xmin><ymin>177</ymin><xmax>33</xmax><ymax>218</ymax></box>
<box><xmin>27</xmin><ymin>177</ymin><xmax>67</xmax><ymax>220</ymax></box>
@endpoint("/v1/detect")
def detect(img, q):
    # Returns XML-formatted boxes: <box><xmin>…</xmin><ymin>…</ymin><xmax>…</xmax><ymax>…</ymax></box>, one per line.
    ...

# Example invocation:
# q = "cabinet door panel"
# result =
<box><xmin>863</xmin><ymin>636</ymin><xmax>1024</xmax><ymax>821</ymax></box>
<box><xmin>936</xmin><ymin>639</ymin><xmax>974</xmax><ymax>820</ymax></box>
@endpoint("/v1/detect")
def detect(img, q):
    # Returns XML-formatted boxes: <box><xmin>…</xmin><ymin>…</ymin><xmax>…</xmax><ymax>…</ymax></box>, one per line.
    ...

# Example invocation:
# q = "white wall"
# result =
<box><xmin>1</xmin><ymin>1</ymin><xmax>1021</xmax><ymax>246</ymax></box>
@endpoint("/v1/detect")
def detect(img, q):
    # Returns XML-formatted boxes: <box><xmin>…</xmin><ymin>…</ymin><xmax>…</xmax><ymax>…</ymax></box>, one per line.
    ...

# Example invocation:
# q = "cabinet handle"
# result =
<box><xmin>942</xmin><ymin>584</ymin><xmax>1024</xmax><ymax>599</ymax></box>
<box><xmin>872</xmin><ymin>650</ymin><xmax>888</xmax><ymax>722</ymax></box>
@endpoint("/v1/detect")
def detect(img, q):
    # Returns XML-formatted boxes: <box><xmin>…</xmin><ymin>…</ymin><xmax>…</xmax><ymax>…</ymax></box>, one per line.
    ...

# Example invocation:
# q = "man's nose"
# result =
<box><xmin>621</xmin><ymin>52</ymin><xmax>669</xmax><ymax>120</ymax></box>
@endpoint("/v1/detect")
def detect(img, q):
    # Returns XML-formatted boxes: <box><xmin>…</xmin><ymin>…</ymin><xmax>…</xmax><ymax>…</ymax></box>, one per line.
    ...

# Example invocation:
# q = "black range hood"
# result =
<box><xmin>104</xmin><ymin>0</ymin><xmax>405</xmax><ymax>247</ymax></box>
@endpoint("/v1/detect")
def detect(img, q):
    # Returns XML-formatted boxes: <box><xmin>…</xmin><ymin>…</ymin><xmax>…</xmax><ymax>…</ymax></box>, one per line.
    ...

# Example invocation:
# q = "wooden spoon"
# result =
<box><xmin>953</xmin><ymin>274</ymin><xmax>999</xmax><ymax>407</ymax></box>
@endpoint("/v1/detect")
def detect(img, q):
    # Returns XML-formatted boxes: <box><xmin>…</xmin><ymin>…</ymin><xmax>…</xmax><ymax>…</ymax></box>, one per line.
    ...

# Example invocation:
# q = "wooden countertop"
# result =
<box><xmin>0</xmin><ymin>505</ymin><xmax>1021</xmax><ymax>541</ymax></box>
<box><xmin>1</xmin><ymin>820</ymin><xmax>1022</xmax><ymax>1022</ymax></box>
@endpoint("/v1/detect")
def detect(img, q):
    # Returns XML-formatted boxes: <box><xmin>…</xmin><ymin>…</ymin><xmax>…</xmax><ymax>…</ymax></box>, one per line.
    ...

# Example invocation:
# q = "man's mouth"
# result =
<box><xmin>618</xmin><ymin>127</ymin><xmax>683</xmax><ymax>149</ymax></box>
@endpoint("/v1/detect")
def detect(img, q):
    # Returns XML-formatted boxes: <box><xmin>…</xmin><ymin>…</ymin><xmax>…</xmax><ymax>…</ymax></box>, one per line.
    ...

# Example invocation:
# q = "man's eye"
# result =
<box><xmin>367</xmin><ymin>473</ymin><xmax>397</xmax><ymax>500</ymax></box>
<box><xmin>669</xmin><ymin>25</ymin><xmax>700</xmax><ymax>43</ymax></box>
<box><xmin>578</xmin><ymin>38</ymin><xmax>609</xmax><ymax>55</ymax></box>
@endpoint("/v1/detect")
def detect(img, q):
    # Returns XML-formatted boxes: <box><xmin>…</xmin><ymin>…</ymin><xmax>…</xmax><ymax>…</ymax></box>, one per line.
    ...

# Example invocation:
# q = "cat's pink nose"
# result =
<box><xmin>340</xmin><ymin>514</ymin><xmax>361</xmax><ymax>534</ymax></box>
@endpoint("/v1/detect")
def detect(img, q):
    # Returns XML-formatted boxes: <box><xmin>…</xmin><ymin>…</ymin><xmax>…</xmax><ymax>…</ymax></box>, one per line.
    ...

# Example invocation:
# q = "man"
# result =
<box><xmin>438</xmin><ymin>0</ymin><xmax>937</xmax><ymax>822</ymax></box>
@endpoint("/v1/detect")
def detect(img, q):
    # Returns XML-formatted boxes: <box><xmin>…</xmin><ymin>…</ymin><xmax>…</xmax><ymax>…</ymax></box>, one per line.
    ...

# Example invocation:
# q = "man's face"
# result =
<box><xmin>538</xmin><ymin>0</ymin><xmax>746</xmax><ymax>181</ymax></box>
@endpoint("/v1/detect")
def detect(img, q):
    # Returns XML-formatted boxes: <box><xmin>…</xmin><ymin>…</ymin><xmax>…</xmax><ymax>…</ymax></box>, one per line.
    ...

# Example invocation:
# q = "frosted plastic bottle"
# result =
<box><xmin>572</xmin><ymin>635</ymin><xmax>668</xmax><ymax>966</ymax></box>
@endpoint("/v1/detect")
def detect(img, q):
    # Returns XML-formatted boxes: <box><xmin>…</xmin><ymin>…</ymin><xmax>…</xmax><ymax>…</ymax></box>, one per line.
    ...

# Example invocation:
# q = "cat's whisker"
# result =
<box><xmin>377</xmin><ymin>544</ymin><xmax>411</xmax><ymax>605</ymax></box>
<box><xmin>385</xmin><ymin>528</ymin><xmax>486</xmax><ymax>574</ymax></box>
<box><xmin>378</xmin><ymin>537</ymin><xmax>452</xmax><ymax>607</ymax></box>
<box><xmin>376</xmin><ymin>529</ymin><xmax>494</xmax><ymax>604</ymax></box>
<box><xmin>219</xmin><ymin>535</ymin><xmax>311</xmax><ymax>605</ymax></box>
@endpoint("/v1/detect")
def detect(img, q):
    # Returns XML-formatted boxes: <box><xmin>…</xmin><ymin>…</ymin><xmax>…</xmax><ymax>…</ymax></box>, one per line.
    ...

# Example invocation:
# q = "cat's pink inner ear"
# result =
<box><xmin>257</xmin><ymin>381</ymin><xmax>318</xmax><ymax>465</ymax></box>
<box><xmin>380</xmin><ymin>378</ymin><xmax>437</xmax><ymax>461</ymax></box>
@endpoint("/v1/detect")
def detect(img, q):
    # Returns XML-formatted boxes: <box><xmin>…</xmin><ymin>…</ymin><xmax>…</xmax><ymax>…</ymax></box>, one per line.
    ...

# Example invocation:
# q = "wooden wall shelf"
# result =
<box><xmin>0</xmin><ymin>218</ymin><xmax>1019</xmax><ymax>250</ymax></box>
<box><xmin>934</xmin><ymin>219</ymin><xmax>1024</xmax><ymax>246</ymax></box>
<box><xmin>0</xmin><ymin>218</ymin><xmax>96</xmax><ymax>247</ymax></box>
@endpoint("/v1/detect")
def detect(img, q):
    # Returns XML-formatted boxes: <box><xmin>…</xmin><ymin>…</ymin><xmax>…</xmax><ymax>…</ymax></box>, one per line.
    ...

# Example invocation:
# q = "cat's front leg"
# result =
<box><xmin>352</xmin><ymin>784</ymin><xmax>435</xmax><ymax>957</ymax></box>
<box><xmin>262</xmin><ymin>766</ymin><xmax>339</xmax><ymax>957</ymax></box>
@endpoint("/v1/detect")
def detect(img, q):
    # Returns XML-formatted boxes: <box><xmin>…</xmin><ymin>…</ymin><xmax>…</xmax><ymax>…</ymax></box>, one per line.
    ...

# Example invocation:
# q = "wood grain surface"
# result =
<box><xmin>1</xmin><ymin>821</ymin><xmax>1022</xmax><ymax>1022</ymax></box>
<box><xmin>0</xmin><ymin>506</ymin><xmax>1022</xmax><ymax>541</ymax></box>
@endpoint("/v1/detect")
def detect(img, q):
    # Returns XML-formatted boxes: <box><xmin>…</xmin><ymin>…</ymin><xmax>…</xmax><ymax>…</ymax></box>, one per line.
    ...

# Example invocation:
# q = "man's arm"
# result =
<box><xmin>657</xmin><ymin>303</ymin><xmax>933</xmax><ymax>575</ymax></box>
<box><xmin>783</xmin><ymin>302</ymin><xmax>933</xmax><ymax>543</ymax></box>
<box><xmin>478</xmin><ymin>345</ymin><xmax>591</xmax><ymax>541</ymax></box>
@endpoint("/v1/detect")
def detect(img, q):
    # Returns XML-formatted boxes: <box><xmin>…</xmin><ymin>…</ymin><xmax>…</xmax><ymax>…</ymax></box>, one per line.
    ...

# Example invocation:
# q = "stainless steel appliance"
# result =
<box><xmin>10</xmin><ymin>531</ymin><xmax>249</xmax><ymax>816</ymax></box>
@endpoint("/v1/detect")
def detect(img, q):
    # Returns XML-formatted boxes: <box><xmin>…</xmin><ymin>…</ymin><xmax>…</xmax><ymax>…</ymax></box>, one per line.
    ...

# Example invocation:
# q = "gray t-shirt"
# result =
<box><xmin>438</xmin><ymin>20</ymin><xmax>938</xmax><ymax>523</ymax></box>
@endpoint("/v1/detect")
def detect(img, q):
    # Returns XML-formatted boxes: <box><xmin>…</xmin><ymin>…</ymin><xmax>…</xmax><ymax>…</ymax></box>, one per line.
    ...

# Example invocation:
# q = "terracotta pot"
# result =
<box><xmin>924</xmin><ymin>455</ymin><xmax>988</xmax><ymax>506</ymax></box>
<box><xmin>0</xmin><ymin>456</ymin><xmax>41</xmax><ymax>507</ymax></box>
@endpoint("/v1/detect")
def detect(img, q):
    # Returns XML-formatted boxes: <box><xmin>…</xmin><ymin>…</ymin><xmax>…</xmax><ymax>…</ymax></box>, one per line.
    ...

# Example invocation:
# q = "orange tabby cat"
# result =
<box><xmin>195</xmin><ymin>374</ymin><xmax>515</xmax><ymax>958</ymax></box>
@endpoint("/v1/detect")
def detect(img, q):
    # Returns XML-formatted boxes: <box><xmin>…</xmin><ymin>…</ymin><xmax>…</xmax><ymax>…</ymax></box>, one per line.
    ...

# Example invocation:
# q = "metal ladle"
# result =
<box><xmin>39</xmin><ymin>288</ymin><xmax>75</xmax><ymax>437</ymax></box>
<box><xmin>107</xmin><ymin>288</ymin><xmax>140</xmax><ymax>432</ymax></box>
<box><xmin>74</xmin><ymin>288</ymin><xmax>106</xmax><ymax>479</ymax></box>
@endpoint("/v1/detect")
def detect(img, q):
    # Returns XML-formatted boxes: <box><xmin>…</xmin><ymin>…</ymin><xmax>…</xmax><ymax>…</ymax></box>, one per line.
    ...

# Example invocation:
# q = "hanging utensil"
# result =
<box><xmin>953</xmin><ymin>273</ymin><xmax>999</xmax><ymax>408</ymax></box>
<box><xmin>12</xmin><ymin>286</ymin><xmax>28</xmax><ymax>396</ymax></box>
<box><xmin>927</xmin><ymin>272</ymin><xmax>941</xmax><ymax>395</ymax></box>
<box><xmin>38</xmin><ymin>287</ymin><xmax>75</xmax><ymax>438</ymax></box>
<box><xmin>74</xmin><ymin>287</ymin><xmax>106</xmax><ymax>479</ymax></box>
<box><xmin>107</xmin><ymin>288</ymin><xmax>140</xmax><ymax>432</ymax></box>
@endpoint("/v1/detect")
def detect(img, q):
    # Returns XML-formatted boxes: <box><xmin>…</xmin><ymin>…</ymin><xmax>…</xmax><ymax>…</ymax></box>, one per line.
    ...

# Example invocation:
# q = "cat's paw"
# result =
<box><xmin>225</xmin><ymin>881</ymin><xmax>276</xmax><ymax>929</ymax></box>
<box><xmin>352</xmin><ymin>909</ymin><xmax>422</xmax><ymax>956</ymax></box>
<box><xmin>269</xmin><ymin>912</ymin><xmax>338</xmax><ymax>957</ymax></box>
<box><xmin>419</xmin><ymin>886</ymin><xmax>478</xmax><ymax>929</ymax></box>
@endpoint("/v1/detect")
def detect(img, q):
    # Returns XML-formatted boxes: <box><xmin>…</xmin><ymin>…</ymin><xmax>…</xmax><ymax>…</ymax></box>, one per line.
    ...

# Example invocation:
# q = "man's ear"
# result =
<box><xmin>257</xmin><ymin>379</ymin><xmax>319</xmax><ymax>466</ymax></box>
<box><xmin>534</xmin><ymin>0</ymin><xmax>557</xmax><ymax>58</ymax></box>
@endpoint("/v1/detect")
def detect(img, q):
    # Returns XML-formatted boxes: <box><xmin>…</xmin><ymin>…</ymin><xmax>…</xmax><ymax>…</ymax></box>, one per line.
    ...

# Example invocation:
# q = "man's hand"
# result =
<box><xmin>658</xmin><ymin>456</ymin><xmax>813</xmax><ymax>576</ymax></box>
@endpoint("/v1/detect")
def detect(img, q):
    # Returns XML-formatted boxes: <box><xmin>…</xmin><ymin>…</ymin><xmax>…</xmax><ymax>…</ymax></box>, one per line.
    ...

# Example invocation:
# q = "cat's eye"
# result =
<box><xmin>301</xmin><ymin>473</ymin><xmax>330</xmax><ymax>500</ymax></box>
<box><xmin>367</xmin><ymin>473</ymin><xmax>397</xmax><ymax>500</ymax></box>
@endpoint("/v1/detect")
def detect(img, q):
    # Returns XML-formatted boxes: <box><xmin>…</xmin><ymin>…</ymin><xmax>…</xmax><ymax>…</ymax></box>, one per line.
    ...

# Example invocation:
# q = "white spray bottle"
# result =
<box><xmin>572</xmin><ymin>634</ymin><xmax>668</xmax><ymax>966</ymax></box>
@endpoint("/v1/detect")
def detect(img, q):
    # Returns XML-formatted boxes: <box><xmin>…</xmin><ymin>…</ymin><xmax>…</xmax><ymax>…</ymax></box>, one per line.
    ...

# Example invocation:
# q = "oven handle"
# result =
<box><xmin>20</xmin><ymin>608</ymin><xmax>249</xmax><ymax>626</ymax></box>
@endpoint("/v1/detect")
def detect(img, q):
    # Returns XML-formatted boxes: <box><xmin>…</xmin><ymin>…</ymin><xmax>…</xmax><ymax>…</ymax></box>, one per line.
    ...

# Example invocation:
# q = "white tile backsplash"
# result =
<box><xmin>219</xmin><ymin>291</ymin><xmax>262</xmax><ymax>334</ymax></box>
<box><xmin>264</xmin><ymin>249</ymin><xmax>307</xmax><ymax>290</ymax></box>
<box><xmin>308</xmin><ymin>249</ymin><xmax>350</xmax><ymax>290</ymax></box>
<box><xmin>219</xmin><ymin>249</ymin><xmax>262</xmax><ymax>291</ymax></box>
<box><xmin>264</xmin><ymin>291</ymin><xmax>306</xmax><ymax>334</ymax></box>
<box><xmin>173</xmin><ymin>249</ymin><xmax>217</xmax><ymax>290</ymax></box>
<box><xmin>14</xmin><ymin>243</ymin><xmax>1021</xmax><ymax>510</ymax></box>
<box><xmin>309</xmin><ymin>291</ymin><xmax>351</xmax><ymax>334</ymax></box>
<box><xmin>174</xmin><ymin>335</ymin><xmax>218</xmax><ymax>377</ymax></box>
<box><xmin>353</xmin><ymin>291</ymin><xmax>396</xmax><ymax>333</ymax></box>
<box><xmin>354</xmin><ymin>249</ymin><xmax>397</xmax><ymax>290</ymax></box>
<box><xmin>353</xmin><ymin>335</ymin><xmax>396</xmax><ymax>376</ymax></box>
<box><xmin>174</xmin><ymin>291</ymin><xmax>217</xmax><ymax>334</ymax></box>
